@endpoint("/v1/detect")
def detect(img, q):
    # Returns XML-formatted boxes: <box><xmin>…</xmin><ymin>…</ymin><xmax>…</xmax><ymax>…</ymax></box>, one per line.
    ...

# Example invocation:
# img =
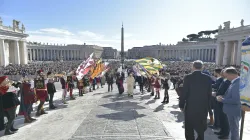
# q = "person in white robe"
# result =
<box><xmin>126</xmin><ymin>73</ymin><xmax>135</xmax><ymax>97</ymax></box>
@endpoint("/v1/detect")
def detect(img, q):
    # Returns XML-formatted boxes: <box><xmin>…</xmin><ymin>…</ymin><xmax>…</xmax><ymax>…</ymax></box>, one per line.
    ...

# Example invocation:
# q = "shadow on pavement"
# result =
<box><xmin>170</xmin><ymin>110</ymin><xmax>184</xmax><ymax>123</ymax></box>
<box><xmin>170</xmin><ymin>104</ymin><xmax>179</xmax><ymax>109</ymax></box>
<box><xmin>96</xmin><ymin>110</ymin><xmax>146</xmax><ymax>121</ymax></box>
<box><xmin>101</xmin><ymin>101</ymin><xmax>146</xmax><ymax>111</ymax></box>
<box><xmin>145</xmin><ymin>99</ymin><xmax>156</xmax><ymax>105</ymax></box>
<box><xmin>140</xmin><ymin>94</ymin><xmax>152</xmax><ymax>101</ymax></box>
<box><xmin>154</xmin><ymin>104</ymin><xmax>165</xmax><ymax>112</ymax></box>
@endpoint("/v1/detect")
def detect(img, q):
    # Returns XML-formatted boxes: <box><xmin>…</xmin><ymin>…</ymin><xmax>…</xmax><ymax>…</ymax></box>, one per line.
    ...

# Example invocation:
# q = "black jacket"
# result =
<box><xmin>163</xmin><ymin>79</ymin><xmax>170</xmax><ymax>90</ymax></box>
<box><xmin>212</xmin><ymin>77</ymin><xmax>224</xmax><ymax>91</ymax></box>
<box><xmin>2</xmin><ymin>92</ymin><xmax>20</xmax><ymax>111</ymax></box>
<box><xmin>179</xmin><ymin>71</ymin><xmax>212</xmax><ymax>128</ymax></box>
<box><xmin>106</xmin><ymin>76</ymin><xmax>114</xmax><ymax>84</ymax></box>
<box><xmin>137</xmin><ymin>76</ymin><xmax>145</xmax><ymax>85</ymax></box>
<box><xmin>0</xmin><ymin>95</ymin><xmax>4</xmax><ymax>131</ymax></box>
<box><xmin>217</xmin><ymin>80</ymin><xmax>231</xmax><ymax>96</ymax></box>
<box><xmin>47</xmin><ymin>82</ymin><xmax>56</xmax><ymax>94</ymax></box>
<box><xmin>60</xmin><ymin>77</ymin><xmax>66</xmax><ymax>89</ymax></box>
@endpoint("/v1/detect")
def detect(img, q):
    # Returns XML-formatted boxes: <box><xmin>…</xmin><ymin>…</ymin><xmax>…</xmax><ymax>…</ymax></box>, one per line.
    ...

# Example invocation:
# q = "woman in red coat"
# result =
<box><xmin>19</xmin><ymin>77</ymin><xmax>37</xmax><ymax>123</ymax></box>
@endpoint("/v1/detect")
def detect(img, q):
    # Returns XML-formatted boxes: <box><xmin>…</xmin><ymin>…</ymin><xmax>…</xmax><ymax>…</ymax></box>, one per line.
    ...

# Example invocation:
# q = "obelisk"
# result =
<box><xmin>121</xmin><ymin>23</ymin><xmax>124</xmax><ymax>68</ymax></box>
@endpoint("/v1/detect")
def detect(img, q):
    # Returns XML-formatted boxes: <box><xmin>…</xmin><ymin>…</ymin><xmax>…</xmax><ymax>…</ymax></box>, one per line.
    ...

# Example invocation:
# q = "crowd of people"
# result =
<box><xmin>0</xmin><ymin>61</ymin><xmax>120</xmax><ymax>135</ymax></box>
<box><xmin>0</xmin><ymin>60</ymin><xmax>243</xmax><ymax>140</ymax></box>
<box><xmin>0</xmin><ymin>61</ymin><xmax>82</xmax><ymax>76</ymax></box>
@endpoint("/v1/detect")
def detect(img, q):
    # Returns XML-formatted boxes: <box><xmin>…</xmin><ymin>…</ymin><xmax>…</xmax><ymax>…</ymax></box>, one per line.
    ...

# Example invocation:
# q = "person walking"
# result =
<box><xmin>106</xmin><ymin>73</ymin><xmax>114</xmax><ymax>92</ymax></box>
<box><xmin>126</xmin><ymin>73</ymin><xmax>135</xmax><ymax>97</ymax></box>
<box><xmin>179</xmin><ymin>60</ymin><xmax>212</xmax><ymax>140</ymax></box>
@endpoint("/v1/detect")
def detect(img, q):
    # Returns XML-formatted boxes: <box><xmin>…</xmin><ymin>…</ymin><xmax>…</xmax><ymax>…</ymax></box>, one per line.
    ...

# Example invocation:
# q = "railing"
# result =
<box><xmin>176</xmin><ymin>40</ymin><xmax>216</xmax><ymax>46</ymax></box>
<box><xmin>219</xmin><ymin>25</ymin><xmax>250</xmax><ymax>34</ymax></box>
<box><xmin>0</xmin><ymin>25</ymin><xmax>24</xmax><ymax>33</ymax></box>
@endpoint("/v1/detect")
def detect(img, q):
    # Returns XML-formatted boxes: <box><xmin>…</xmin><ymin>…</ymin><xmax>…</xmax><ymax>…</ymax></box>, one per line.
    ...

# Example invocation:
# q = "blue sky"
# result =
<box><xmin>0</xmin><ymin>0</ymin><xmax>249</xmax><ymax>50</ymax></box>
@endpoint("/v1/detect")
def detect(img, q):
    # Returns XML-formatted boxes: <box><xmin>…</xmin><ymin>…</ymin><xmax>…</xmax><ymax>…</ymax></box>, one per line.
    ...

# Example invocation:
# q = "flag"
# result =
<box><xmin>76</xmin><ymin>53</ymin><xmax>94</xmax><ymax>80</ymax></box>
<box><xmin>97</xmin><ymin>58</ymin><xmax>102</xmax><ymax>64</ymax></box>
<box><xmin>100</xmin><ymin>67</ymin><xmax>110</xmax><ymax>77</ymax></box>
<box><xmin>90</xmin><ymin>62</ymin><xmax>104</xmax><ymax>79</ymax></box>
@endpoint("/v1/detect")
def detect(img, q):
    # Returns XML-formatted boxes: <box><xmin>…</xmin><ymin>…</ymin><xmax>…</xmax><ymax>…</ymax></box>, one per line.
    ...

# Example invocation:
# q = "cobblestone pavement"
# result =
<box><xmin>1</xmin><ymin>82</ymin><xmax>250</xmax><ymax>140</ymax></box>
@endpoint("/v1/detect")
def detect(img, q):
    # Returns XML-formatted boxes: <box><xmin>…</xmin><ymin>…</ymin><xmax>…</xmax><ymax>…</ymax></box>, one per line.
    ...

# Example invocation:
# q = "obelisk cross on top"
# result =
<box><xmin>121</xmin><ymin>22</ymin><xmax>124</xmax><ymax>68</ymax></box>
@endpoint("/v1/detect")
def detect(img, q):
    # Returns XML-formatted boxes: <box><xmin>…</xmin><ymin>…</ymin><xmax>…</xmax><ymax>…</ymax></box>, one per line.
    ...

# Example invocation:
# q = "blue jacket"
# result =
<box><xmin>222</xmin><ymin>78</ymin><xmax>241</xmax><ymax>117</ymax></box>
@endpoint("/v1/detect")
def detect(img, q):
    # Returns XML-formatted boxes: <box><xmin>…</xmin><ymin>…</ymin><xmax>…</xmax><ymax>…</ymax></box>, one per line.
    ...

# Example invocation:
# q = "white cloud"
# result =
<box><xmin>27</xmin><ymin>28</ymin><xmax>157</xmax><ymax>50</ymax></box>
<box><xmin>28</xmin><ymin>28</ymin><xmax>74</xmax><ymax>36</ymax></box>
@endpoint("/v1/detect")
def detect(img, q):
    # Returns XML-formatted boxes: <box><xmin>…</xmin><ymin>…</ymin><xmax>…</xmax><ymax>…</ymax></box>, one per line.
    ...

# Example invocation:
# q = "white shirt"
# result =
<box><xmin>231</xmin><ymin>76</ymin><xmax>239</xmax><ymax>84</ymax></box>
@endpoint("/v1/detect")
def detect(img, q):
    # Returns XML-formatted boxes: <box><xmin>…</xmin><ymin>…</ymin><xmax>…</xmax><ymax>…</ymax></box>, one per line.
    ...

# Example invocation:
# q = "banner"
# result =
<box><xmin>76</xmin><ymin>53</ymin><xmax>94</xmax><ymax>80</ymax></box>
<box><xmin>240</xmin><ymin>37</ymin><xmax>250</xmax><ymax>106</ymax></box>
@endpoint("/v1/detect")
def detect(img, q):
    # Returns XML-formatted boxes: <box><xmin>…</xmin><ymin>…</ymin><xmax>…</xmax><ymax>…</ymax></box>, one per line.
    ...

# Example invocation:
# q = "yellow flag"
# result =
<box><xmin>97</xmin><ymin>58</ymin><xmax>102</xmax><ymax>64</ymax></box>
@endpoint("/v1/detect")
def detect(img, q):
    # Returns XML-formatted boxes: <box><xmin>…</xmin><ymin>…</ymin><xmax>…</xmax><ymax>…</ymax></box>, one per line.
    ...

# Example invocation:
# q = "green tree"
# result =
<box><xmin>187</xmin><ymin>34</ymin><xmax>199</xmax><ymax>41</ymax></box>
<box><xmin>182</xmin><ymin>38</ymin><xmax>188</xmax><ymax>42</ymax></box>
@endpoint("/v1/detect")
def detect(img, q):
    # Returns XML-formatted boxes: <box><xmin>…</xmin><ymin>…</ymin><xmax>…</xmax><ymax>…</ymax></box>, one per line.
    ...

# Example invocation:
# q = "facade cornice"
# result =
<box><xmin>0</xmin><ymin>34</ymin><xmax>27</xmax><ymax>41</ymax></box>
<box><xmin>0</xmin><ymin>29</ymin><xmax>28</xmax><ymax>38</ymax></box>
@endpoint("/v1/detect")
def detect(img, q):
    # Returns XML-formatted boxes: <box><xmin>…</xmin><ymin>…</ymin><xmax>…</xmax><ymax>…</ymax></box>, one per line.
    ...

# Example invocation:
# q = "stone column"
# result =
<box><xmin>231</xmin><ymin>42</ymin><xmax>237</xmax><ymax>65</ymax></box>
<box><xmin>236</xmin><ymin>40</ymin><xmax>242</xmax><ymax>66</ymax></box>
<box><xmin>208</xmin><ymin>49</ymin><xmax>211</xmax><ymax>61</ymax></box>
<box><xmin>0</xmin><ymin>39</ymin><xmax>7</xmax><ymax>66</ymax></box>
<box><xmin>30</xmin><ymin>49</ymin><xmax>33</xmax><ymax>61</ymax></box>
<box><xmin>216</xmin><ymin>43</ymin><xmax>222</xmax><ymax>65</ymax></box>
<box><xmin>19</xmin><ymin>41</ymin><xmax>28</xmax><ymax>64</ymax></box>
<box><xmin>211</xmin><ymin>49</ymin><xmax>215</xmax><ymax>61</ymax></box>
<box><xmin>32</xmin><ymin>49</ymin><xmax>36</xmax><ymax>60</ymax></box>
<box><xmin>11</xmin><ymin>41</ymin><xmax>20</xmax><ymax>64</ymax></box>
<box><xmin>223</xmin><ymin>41</ymin><xmax>230</xmax><ymax>65</ymax></box>
<box><xmin>36</xmin><ymin>49</ymin><xmax>38</xmax><ymax>61</ymax></box>
<box><xmin>43</xmin><ymin>49</ymin><xmax>46</xmax><ymax>61</ymax></box>
<box><xmin>204</xmin><ymin>49</ymin><xmax>207</xmax><ymax>61</ymax></box>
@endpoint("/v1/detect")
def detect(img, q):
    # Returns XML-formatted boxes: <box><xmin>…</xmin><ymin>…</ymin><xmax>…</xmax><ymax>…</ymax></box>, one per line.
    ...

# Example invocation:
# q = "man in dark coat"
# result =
<box><xmin>209</xmin><ymin>68</ymin><xmax>223</xmax><ymax>129</ymax></box>
<box><xmin>106</xmin><ymin>73</ymin><xmax>114</xmax><ymax>92</ymax></box>
<box><xmin>179</xmin><ymin>60</ymin><xmax>212</xmax><ymax>140</ymax></box>
<box><xmin>137</xmin><ymin>76</ymin><xmax>145</xmax><ymax>94</ymax></box>
<box><xmin>213</xmin><ymin>69</ymin><xmax>231</xmax><ymax>139</ymax></box>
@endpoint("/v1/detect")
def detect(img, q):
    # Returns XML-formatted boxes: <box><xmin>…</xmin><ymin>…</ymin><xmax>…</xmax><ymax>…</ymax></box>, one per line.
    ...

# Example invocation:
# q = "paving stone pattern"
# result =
<box><xmin>71</xmin><ymin>90</ymin><xmax>173</xmax><ymax>140</ymax></box>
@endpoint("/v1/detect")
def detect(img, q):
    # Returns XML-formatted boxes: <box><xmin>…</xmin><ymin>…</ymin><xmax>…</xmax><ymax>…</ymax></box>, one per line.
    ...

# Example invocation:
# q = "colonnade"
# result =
<box><xmin>0</xmin><ymin>39</ymin><xmax>27</xmax><ymax>66</ymax></box>
<box><xmin>216</xmin><ymin>40</ymin><xmax>242</xmax><ymax>66</ymax></box>
<box><xmin>158</xmin><ymin>48</ymin><xmax>216</xmax><ymax>61</ymax></box>
<box><xmin>27</xmin><ymin>49</ymin><xmax>81</xmax><ymax>61</ymax></box>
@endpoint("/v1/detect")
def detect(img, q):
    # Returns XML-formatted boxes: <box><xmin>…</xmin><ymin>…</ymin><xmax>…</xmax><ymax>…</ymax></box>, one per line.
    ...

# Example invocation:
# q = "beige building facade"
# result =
<box><xmin>0</xmin><ymin>18</ymin><xmax>28</xmax><ymax>66</ymax></box>
<box><xmin>27</xmin><ymin>43</ymin><xmax>103</xmax><ymax>61</ymax></box>
<box><xmin>128</xmin><ymin>19</ymin><xmax>250</xmax><ymax>66</ymax></box>
<box><xmin>101</xmin><ymin>47</ymin><xmax>118</xmax><ymax>59</ymax></box>
<box><xmin>128</xmin><ymin>41</ymin><xmax>216</xmax><ymax>62</ymax></box>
